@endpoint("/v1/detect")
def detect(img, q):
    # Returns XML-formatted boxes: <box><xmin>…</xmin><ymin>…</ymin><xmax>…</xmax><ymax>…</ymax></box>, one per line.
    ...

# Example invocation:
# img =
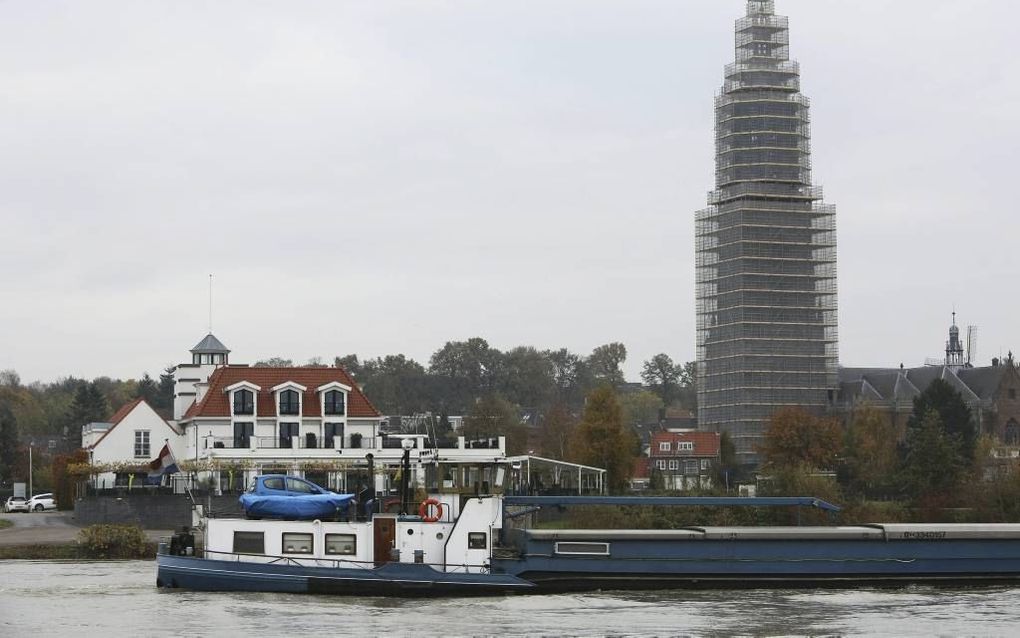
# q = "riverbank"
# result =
<box><xmin>0</xmin><ymin>511</ymin><xmax>175</xmax><ymax>559</ymax></box>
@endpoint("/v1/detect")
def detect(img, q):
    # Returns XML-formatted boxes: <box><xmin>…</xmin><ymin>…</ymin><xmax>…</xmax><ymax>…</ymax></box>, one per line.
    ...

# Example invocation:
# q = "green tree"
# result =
<box><xmin>570</xmin><ymin>386</ymin><xmax>637</xmax><ymax>493</ymax></box>
<box><xmin>677</xmin><ymin>361</ymin><xmax>697</xmax><ymax>412</ymax></box>
<box><xmin>463</xmin><ymin>394</ymin><xmax>526</xmax><ymax>455</ymax></box>
<box><xmin>0</xmin><ymin>404</ymin><xmax>19</xmax><ymax>481</ymax></box>
<box><xmin>136</xmin><ymin>373</ymin><xmax>159</xmax><ymax>406</ymax></box>
<box><xmin>547</xmin><ymin>349</ymin><xmax>591</xmax><ymax>408</ymax></box>
<box><xmin>68</xmin><ymin>382</ymin><xmax>110</xmax><ymax>446</ymax></box>
<box><xmin>619</xmin><ymin>390</ymin><xmax>663</xmax><ymax>425</ymax></box>
<box><xmin>500</xmin><ymin>346</ymin><xmax>555</xmax><ymax>409</ymax></box>
<box><xmin>907</xmin><ymin>378</ymin><xmax>976</xmax><ymax>466</ymax></box>
<box><xmin>359</xmin><ymin>355</ymin><xmax>430</xmax><ymax>415</ymax></box>
<box><xmin>538</xmin><ymin>403</ymin><xmax>575</xmax><ymax>460</ymax></box>
<box><xmin>901</xmin><ymin>409</ymin><xmax>964</xmax><ymax>499</ymax></box>
<box><xmin>334</xmin><ymin>354</ymin><xmax>362</xmax><ymax>380</ymax></box>
<box><xmin>715</xmin><ymin>431</ymin><xmax>738</xmax><ymax>490</ymax></box>
<box><xmin>429</xmin><ymin>338</ymin><xmax>504</xmax><ymax>412</ymax></box>
<box><xmin>588</xmin><ymin>343</ymin><xmax>627</xmax><ymax>389</ymax></box>
<box><xmin>641</xmin><ymin>354</ymin><xmax>681</xmax><ymax>405</ymax></box>
<box><xmin>254</xmin><ymin>357</ymin><xmax>294</xmax><ymax>367</ymax></box>
<box><xmin>844</xmin><ymin>405</ymin><xmax>899</xmax><ymax>497</ymax></box>
<box><xmin>157</xmin><ymin>367</ymin><xmax>175</xmax><ymax>414</ymax></box>
<box><xmin>761</xmin><ymin>407</ymin><xmax>843</xmax><ymax>470</ymax></box>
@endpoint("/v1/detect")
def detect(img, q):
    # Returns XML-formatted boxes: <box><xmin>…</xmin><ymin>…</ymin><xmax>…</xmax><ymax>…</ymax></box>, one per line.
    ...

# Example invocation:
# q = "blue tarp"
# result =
<box><xmin>239</xmin><ymin>475</ymin><xmax>355</xmax><ymax>520</ymax></box>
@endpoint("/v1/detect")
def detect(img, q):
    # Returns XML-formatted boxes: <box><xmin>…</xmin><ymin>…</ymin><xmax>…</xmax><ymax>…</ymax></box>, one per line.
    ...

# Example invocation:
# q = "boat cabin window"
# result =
<box><xmin>282</xmin><ymin>532</ymin><xmax>314</xmax><ymax>554</ymax></box>
<box><xmin>555</xmin><ymin>542</ymin><xmax>610</xmax><ymax>556</ymax></box>
<box><xmin>325</xmin><ymin>534</ymin><xmax>357</xmax><ymax>556</ymax></box>
<box><xmin>263</xmin><ymin>477</ymin><xmax>285</xmax><ymax>491</ymax></box>
<box><xmin>233</xmin><ymin>531</ymin><xmax>265</xmax><ymax>554</ymax></box>
<box><xmin>468</xmin><ymin>532</ymin><xmax>487</xmax><ymax>550</ymax></box>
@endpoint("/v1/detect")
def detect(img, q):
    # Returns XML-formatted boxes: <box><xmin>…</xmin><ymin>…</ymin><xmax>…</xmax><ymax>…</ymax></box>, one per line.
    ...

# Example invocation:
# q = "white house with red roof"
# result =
<box><xmin>166</xmin><ymin>333</ymin><xmax>507</xmax><ymax>495</ymax></box>
<box><xmin>648</xmin><ymin>431</ymin><xmax>721</xmax><ymax>491</ymax></box>
<box><xmin>82</xmin><ymin>398</ymin><xmax>185</xmax><ymax>489</ymax></box>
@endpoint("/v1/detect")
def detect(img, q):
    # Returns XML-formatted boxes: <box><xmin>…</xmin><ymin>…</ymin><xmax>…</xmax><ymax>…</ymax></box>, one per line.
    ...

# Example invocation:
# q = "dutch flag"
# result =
<box><xmin>148</xmin><ymin>443</ymin><xmax>180</xmax><ymax>479</ymax></box>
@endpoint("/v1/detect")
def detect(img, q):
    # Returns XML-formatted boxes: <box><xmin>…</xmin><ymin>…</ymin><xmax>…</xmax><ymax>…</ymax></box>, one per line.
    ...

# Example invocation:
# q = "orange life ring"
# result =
<box><xmin>418</xmin><ymin>498</ymin><xmax>443</xmax><ymax>523</ymax></box>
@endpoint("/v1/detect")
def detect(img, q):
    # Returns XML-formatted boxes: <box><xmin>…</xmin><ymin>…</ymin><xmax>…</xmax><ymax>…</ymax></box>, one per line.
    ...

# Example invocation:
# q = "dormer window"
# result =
<box><xmin>233</xmin><ymin>389</ymin><xmax>255</xmax><ymax>415</ymax></box>
<box><xmin>324</xmin><ymin>390</ymin><xmax>345</xmax><ymax>416</ymax></box>
<box><xmin>659</xmin><ymin>442</ymin><xmax>671</xmax><ymax>452</ymax></box>
<box><xmin>279</xmin><ymin>389</ymin><xmax>300</xmax><ymax>416</ymax></box>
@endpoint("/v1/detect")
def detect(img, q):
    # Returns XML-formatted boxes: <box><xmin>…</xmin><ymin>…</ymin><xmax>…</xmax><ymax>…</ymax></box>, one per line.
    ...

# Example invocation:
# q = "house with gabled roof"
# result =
<box><xmin>649</xmin><ymin>431</ymin><xmax>721</xmax><ymax>491</ymax></box>
<box><xmin>82</xmin><ymin>398</ymin><xmax>185</xmax><ymax>488</ymax></box>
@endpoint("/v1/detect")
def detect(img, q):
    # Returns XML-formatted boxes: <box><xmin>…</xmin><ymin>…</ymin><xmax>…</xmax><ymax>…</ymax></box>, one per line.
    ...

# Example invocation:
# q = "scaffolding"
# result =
<box><xmin>696</xmin><ymin>1</ymin><xmax>838</xmax><ymax>463</ymax></box>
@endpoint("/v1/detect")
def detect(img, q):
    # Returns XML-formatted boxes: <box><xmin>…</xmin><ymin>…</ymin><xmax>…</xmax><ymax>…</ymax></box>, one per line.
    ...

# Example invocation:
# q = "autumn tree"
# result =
<box><xmin>619</xmin><ymin>390</ymin><xmax>663</xmax><ymax>425</ymax></box>
<box><xmin>570</xmin><ymin>386</ymin><xmax>637</xmax><ymax>493</ymax></box>
<box><xmin>0</xmin><ymin>404</ymin><xmax>19</xmax><ymax>482</ymax></box>
<box><xmin>588</xmin><ymin>343</ymin><xmax>627</xmax><ymax>389</ymax></box>
<box><xmin>641</xmin><ymin>354</ymin><xmax>682</xmax><ymax>405</ymax></box>
<box><xmin>761</xmin><ymin>407</ymin><xmax>843</xmax><ymax>470</ymax></box>
<box><xmin>538</xmin><ymin>403</ymin><xmax>575</xmax><ymax>460</ymax></box>
<box><xmin>677</xmin><ymin>361</ymin><xmax>697</xmax><ymax>412</ymax></box>
<box><xmin>843</xmin><ymin>405</ymin><xmax>898</xmax><ymax>497</ymax></box>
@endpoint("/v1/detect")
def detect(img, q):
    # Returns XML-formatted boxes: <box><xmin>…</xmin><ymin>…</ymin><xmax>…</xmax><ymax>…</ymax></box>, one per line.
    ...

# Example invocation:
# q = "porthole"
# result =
<box><xmin>436</xmin><ymin>532</ymin><xmax>444</xmax><ymax>540</ymax></box>
<box><xmin>407</xmin><ymin>528</ymin><xmax>414</xmax><ymax>536</ymax></box>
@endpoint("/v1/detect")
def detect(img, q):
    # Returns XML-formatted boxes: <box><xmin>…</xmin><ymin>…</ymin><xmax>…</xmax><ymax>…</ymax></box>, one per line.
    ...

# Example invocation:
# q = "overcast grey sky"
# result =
<box><xmin>2</xmin><ymin>0</ymin><xmax>1018</xmax><ymax>384</ymax></box>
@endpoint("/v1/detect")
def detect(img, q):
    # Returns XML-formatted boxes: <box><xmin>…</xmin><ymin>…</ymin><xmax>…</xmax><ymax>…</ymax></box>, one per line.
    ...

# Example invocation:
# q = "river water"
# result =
<box><xmin>1</xmin><ymin>560</ymin><xmax>1018</xmax><ymax>637</ymax></box>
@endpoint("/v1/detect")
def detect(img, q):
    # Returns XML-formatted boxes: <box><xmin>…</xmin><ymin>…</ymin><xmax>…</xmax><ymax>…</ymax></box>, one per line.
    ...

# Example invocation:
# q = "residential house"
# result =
<box><xmin>648</xmin><ymin>431</ymin><xmax>721</xmax><ymax>491</ymax></box>
<box><xmin>82</xmin><ymin>398</ymin><xmax>185</xmax><ymax>488</ymax></box>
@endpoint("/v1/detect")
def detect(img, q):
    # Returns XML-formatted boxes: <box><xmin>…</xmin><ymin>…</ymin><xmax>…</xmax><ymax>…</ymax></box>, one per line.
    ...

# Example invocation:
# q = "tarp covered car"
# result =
<box><xmin>239</xmin><ymin>475</ymin><xmax>354</xmax><ymax>520</ymax></box>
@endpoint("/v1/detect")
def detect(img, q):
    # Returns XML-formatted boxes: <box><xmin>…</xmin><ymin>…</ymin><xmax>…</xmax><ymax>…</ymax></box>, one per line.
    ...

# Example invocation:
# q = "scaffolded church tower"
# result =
<box><xmin>696</xmin><ymin>1</ymin><xmax>838</xmax><ymax>464</ymax></box>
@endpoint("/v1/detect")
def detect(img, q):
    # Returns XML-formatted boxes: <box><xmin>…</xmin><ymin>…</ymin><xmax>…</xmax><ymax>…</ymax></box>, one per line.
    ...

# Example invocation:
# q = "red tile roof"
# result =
<box><xmin>649</xmin><ymin>431</ymin><xmax>721</xmax><ymax>458</ymax></box>
<box><xmin>183</xmin><ymin>366</ymin><xmax>381</xmax><ymax>420</ymax></box>
<box><xmin>109</xmin><ymin>397</ymin><xmax>143</xmax><ymax>426</ymax></box>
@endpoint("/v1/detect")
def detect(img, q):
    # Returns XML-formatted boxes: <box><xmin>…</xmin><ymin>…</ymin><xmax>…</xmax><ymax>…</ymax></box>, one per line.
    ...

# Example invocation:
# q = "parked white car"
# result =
<box><xmin>4</xmin><ymin>496</ymin><xmax>29</xmax><ymax>513</ymax></box>
<box><xmin>27</xmin><ymin>493</ymin><xmax>57</xmax><ymax>512</ymax></box>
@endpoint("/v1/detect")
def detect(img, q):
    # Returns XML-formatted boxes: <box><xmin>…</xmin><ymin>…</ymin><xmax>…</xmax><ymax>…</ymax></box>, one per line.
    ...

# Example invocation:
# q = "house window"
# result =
<box><xmin>233</xmin><ymin>389</ymin><xmax>254</xmax><ymax>415</ymax></box>
<box><xmin>134</xmin><ymin>431</ymin><xmax>150</xmax><ymax>457</ymax></box>
<box><xmin>668</xmin><ymin>460</ymin><xmax>679</xmax><ymax>471</ymax></box>
<box><xmin>233</xmin><ymin>531</ymin><xmax>264</xmax><ymax>554</ymax></box>
<box><xmin>279</xmin><ymin>389</ymin><xmax>300</xmax><ymax>415</ymax></box>
<box><xmin>324</xmin><ymin>390</ymin><xmax>345</xmax><ymax>416</ymax></box>
<box><xmin>656</xmin><ymin>460</ymin><xmax>667</xmax><ymax>470</ymax></box>
<box><xmin>685</xmin><ymin>460</ymin><xmax>699</xmax><ymax>475</ymax></box>
<box><xmin>701</xmin><ymin>459</ymin><xmax>710</xmax><ymax>471</ymax></box>
<box><xmin>282</xmin><ymin>532</ymin><xmax>313</xmax><ymax>555</ymax></box>
<box><xmin>659</xmin><ymin>441</ymin><xmax>671</xmax><ymax>452</ymax></box>
<box><xmin>325</xmin><ymin>534</ymin><xmax>357</xmax><ymax>555</ymax></box>
<box><xmin>679</xmin><ymin>442</ymin><xmax>694</xmax><ymax>452</ymax></box>
<box><xmin>324</xmin><ymin>422</ymin><xmax>344</xmax><ymax>448</ymax></box>
<box><xmin>233</xmin><ymin>422</ymin><xmax>254</xmax><ymax>449</ymax></box>
<box><xmin>279</xmin><ymin>423</ymin><xmax>299</xmax><ymax>448</ymax></box>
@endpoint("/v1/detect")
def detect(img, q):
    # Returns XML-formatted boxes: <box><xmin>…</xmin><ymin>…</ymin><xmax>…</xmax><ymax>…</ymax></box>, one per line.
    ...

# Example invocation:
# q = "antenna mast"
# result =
<box><xmin>208</xmin><ymin>274</ymin><xmax>213</xmax><ymax>334</ymax></box>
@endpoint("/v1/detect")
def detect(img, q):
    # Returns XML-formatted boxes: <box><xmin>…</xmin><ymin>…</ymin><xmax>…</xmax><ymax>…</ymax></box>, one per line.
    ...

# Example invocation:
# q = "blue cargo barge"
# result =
<box><xmin>157</xmin><ymin>494</ymin><xmax>1020</xmax><ymax>596</ymax></box>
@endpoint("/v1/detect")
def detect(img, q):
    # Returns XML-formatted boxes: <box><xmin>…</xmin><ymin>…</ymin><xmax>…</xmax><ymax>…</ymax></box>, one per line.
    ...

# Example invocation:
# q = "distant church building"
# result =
<box><xmin>835</xmin><ymin>317</ymin><xmax>1020</xmax><ymax>446</ymax></box>
<box><xmin>695</xmin><ymin>1</ymin><xmax>838</xmax><ymax>465</ymax></box>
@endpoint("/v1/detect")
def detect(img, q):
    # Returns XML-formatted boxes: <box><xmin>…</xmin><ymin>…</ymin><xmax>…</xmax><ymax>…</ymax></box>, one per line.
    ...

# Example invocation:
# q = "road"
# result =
<box><xmin>0</xmin><ymin>511</ymin><xmax>172</xmax><ymax>546</ymax></box>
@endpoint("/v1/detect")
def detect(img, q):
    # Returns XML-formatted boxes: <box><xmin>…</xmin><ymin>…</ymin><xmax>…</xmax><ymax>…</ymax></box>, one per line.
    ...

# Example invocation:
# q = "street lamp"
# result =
<box><xmin>28</xmin><ymin>440</ymin><xmax>33</xmax><ymax>498</ymax></box>
<box><xmin>400</xmin><ymin>438</ymin><xmax>414</xmax><ymax>515</ymax></box>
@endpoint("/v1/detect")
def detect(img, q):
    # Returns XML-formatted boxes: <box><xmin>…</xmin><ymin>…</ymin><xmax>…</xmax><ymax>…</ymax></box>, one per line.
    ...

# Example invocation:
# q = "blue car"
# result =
<box><xmin>239</xmin><ymin>475</ymin><xmax>354</xmax><ymax>520</ymax></box>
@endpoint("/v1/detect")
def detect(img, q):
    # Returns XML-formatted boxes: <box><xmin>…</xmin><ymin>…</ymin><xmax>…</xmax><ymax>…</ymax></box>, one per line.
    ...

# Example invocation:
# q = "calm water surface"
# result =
<box><xmin>1</xmin><ymin>560</ymin><xmax>1018</xmax><ymax>637</ymax></box>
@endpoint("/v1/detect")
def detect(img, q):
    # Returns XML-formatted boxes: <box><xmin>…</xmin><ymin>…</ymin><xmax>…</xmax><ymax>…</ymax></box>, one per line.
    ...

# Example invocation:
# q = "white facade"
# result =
<box><xmin>84</xmin><ymin>400</ymin><xmax>186</xmax><ymax>488</ymax></box>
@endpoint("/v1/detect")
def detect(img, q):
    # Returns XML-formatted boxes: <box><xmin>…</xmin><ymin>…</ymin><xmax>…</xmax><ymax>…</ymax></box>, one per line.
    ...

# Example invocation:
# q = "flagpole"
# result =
<box><xmin>166</xmin><ymin>439</ymin><xmax>197</xmax><ymax>512</ymax></box>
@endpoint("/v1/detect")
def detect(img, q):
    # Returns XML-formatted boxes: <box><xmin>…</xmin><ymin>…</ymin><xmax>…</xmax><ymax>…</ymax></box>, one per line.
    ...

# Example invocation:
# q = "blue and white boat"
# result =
<box><xmin>158</xmin><ymin>483</ymin><xmax>1020</xmax><ymax>596</ymax></box>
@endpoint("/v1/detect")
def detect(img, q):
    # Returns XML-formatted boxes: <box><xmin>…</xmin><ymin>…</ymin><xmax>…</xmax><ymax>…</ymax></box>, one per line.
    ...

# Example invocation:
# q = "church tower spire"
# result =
<box><xmin>946</xmin><ymin>312</ymin><xmax>965</xmax><ymax>369</ymax></box>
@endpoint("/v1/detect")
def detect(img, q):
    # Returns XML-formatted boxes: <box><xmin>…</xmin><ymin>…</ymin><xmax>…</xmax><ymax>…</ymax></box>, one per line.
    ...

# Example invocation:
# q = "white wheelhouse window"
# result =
<box><xmin>554</xmin><ymin>542</ymin><xmax>610</xmax><ymax>556</ymax></box>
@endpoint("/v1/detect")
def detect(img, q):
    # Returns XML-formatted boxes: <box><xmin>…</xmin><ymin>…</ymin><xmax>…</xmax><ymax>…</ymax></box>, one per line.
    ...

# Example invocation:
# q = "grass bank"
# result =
<box><xmin>0</xmin><ymin>541</ymin><xmax>159</xmax><ymax>560</ymax></box>
<box><xmin>0</xmin><ymin>519</ymin><xmax>12</xmax><ymax>531</ymax></box>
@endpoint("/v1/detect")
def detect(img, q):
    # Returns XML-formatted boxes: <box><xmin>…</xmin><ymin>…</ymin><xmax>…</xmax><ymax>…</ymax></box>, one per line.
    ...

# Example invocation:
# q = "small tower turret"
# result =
<box><xmin>173</xmin><ymin>333</ymin><xmax>231</xmax><ymax>420</ymax></box>
<box><xmin>946</xmin><ymin>312</ymin><xmax>965</xmax><ymax>370</ymax></box>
